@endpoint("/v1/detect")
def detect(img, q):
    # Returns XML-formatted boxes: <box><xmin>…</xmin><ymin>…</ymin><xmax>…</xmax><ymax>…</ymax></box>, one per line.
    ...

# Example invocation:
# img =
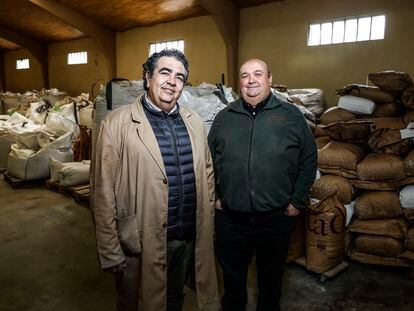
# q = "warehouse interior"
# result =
<box><xmin>1</xmin><ymin>0</ymin><xmax>414</xmax><ymax>310</ymax></box>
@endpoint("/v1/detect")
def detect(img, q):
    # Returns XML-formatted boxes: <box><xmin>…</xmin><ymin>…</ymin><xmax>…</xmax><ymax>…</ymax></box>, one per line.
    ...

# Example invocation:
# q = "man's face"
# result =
<box><xmin>146</xmin><ymin>56</ymin><xmax>186</xmax><ymax>112</ymax></box>
<box><xmin>239</xmin><ymin>59</ymin><xmax>272</xmax><ymax>106</ymax></box>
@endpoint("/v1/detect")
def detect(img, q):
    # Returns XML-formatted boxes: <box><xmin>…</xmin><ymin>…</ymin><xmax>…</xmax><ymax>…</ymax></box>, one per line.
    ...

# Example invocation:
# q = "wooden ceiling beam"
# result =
<box><xmin>0</xmin><ymin>26</ymin><xmax>49</xmax><ymax>89</ymax></box>
<box><xmin>199</xmin><ymin>0</ymin><xmax>239</xmax><ymax>89</ymax></box>
<box><xmin>30</xmin><ymin>0</ymin><xmax>116</xmax><ymax>78</ymax></box>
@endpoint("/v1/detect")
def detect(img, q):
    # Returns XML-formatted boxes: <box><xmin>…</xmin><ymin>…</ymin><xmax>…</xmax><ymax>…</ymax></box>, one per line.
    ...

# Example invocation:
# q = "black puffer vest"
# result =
<box><xmin>142</xmin><ymin>97</ymin><xmax>197</xmax><ymax>240</ymax></box>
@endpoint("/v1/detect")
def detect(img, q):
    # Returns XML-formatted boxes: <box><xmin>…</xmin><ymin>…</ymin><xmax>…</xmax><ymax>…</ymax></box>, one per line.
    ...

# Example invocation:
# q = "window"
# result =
<box><xmin>67</xmin><ymin>51</ymin><xmax>88</xmax><ymax>65</ymax></box>
<box><xmin>149</xmin><ymin>40</ymin><xmax>184</xmax><ymax>56</ymax></box>
<box><xmin>16</xmin><ymin>58</ymin><xmax>30</xmax><ymax>70</ymax></box>
<box><xmin>307</xmin><ymin>14</ymin><xmax>385</xmax><ymax>46</ymax></box>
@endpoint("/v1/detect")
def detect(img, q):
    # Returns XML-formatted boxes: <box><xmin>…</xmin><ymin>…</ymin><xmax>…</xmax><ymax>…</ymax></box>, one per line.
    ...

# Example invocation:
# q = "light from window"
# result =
<box><xmin>16</xmin><ymin>58</ymin><xmax>30</xmax><ymax>70</ymax></box>
<box><xmin>67</xmin><ymin>51</ymin><xmax>87</xmax><ymax>65</ymax></box>
<box><xmin>149</xmin><ymin>40</ymin><xmax>184</xmax><ymax>56</ymax></box>
<box><xmin>308</xmin><ymin>14</ymin><xmax>385</xmax><ymax>46</ymax></box>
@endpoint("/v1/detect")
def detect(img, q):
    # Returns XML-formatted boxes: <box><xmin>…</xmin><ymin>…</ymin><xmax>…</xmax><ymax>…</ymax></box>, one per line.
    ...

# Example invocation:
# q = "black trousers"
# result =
<box><xmin>215</xmin><ymin>208</ymin><xmax>294</xmax><ymax>311</ymax></box>
<box><xmin>115</xmin><ymin>239</ymin><xmax>195</xmax><ymax>311</ymax></box>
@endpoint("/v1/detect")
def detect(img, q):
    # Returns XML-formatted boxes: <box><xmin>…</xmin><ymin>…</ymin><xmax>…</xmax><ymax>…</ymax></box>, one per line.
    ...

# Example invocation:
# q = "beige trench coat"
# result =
<box><xmin>91</xmin><ymin>97</ymin><xmax>219</xmax><ymax>310</ymax></box>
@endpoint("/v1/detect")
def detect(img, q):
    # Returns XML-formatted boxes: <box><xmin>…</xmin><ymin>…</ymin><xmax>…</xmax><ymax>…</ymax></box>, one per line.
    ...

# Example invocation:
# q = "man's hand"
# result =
<box><xmin>103</xmin><ymin>261</ymin><xmax>126</xmax><ymax>274</ymax></box>
<box><xmin>215</xmin><ymin>199</ymin><xmax>222</xmax><ymax>210</ymax></box>
<box><xmin>285</xmin><ymin>203</ymin><xmax>300</xmax><ymax>216</ymax></box>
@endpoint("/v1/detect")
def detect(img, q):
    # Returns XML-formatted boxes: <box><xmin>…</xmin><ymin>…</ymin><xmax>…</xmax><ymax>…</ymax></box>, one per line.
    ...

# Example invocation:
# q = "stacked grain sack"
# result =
<box><xmin>313</xmin><ymin>70</ymin><xmax>414</xmax><ymax>269</ymax></box>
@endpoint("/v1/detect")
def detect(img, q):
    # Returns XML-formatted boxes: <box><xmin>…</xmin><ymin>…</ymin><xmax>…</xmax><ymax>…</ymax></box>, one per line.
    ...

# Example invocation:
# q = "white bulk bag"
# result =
<box><xmin>45</xmin><ymin>112</ymin><xmax>78</xmax><ymax>137</ymax></box>
<box><xmin>59</xmin><ymin>164</ymin><xmax>90</xmax><ymax>186</ymax></box>
<box><xmin>400</xmin><ymin>185</ymin><xmax>414</xmax><ymax>208</ymax></box>
<box><xmin>7</xmin><ymin>132</ymin><xmax>74</xmax><ymax>180</ymax></box>
<box><xmin>338</xmin><ymin>95</ymin><xmax>377</xmax><ymax>115</ymax></box>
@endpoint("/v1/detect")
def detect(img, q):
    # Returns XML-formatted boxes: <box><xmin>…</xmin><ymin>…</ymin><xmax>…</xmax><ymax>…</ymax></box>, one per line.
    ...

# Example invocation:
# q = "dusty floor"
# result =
<box><xmin>1</xmin><ymin>173</ymin><xmax>413</xmax><ymax>311</ymax></box>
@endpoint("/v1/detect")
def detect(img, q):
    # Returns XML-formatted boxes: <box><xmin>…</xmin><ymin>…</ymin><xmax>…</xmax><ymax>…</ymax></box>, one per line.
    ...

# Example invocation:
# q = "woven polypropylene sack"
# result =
<box><xmin>306</xmin><ymin>194</ymin><xmax>346</xmax><ymax>273</ymax></box>
<box><xmin>354</xmin><ymin>191</ymin><xmax>402</xmax><ymax>220</ymax></box>
<box><xmin>338</xmin><ymin>95</ymin><xmax>376</xmax><ymax>115</ymax></box>
<box><xmin>357</xmin><ymin>153</ymin><xmax>405</xmax><ymax>181</ymax></box>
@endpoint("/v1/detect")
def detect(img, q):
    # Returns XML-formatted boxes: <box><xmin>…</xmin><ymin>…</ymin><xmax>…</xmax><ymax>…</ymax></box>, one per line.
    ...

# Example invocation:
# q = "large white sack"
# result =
<box><xmin>7</xmin><ymin>132</ymin><xmax>74</xmax><ymax>180</ymax></box>
<box><xmin>178</xmin><ymin>87</ymin><xmax>228</xmax><ymax>132</ymax></box>
<box><xmin>8</xmin><ymin>118</ymin><xmax>48</xmax><ymax>149</ymax></box>
<box><xmin>338</xmin><ymin>95</ymin><xmax>377</xmax><ymax>115</ymax></box>
<box><xmin>59</xmin><ymin>164</ymin><xmax>90</xmax><ymax>186</ymax></box>
<box><xmin>48</xmin><ymin>157</ymin><xmax>85</xmax><ymax>183</ymax></box>
<box><xmin>79</xmin><ymin>104</ymin><xmax>93</xmax><ymax>128</ymax></box>
<box><xmin>400</xmin><ymin>185</ymin><xmax>414</xmax><ymax>208</ymax></box>
<box><xmin>0</xmin><ymin>135</ymin><xmax>14</xmax><ymax>171</ymax></box>
<box><xmin>25</xmin><ymin>101</ymin><xmax>50</xmax><ymax>124</ymax></box>
<box><xmin>45</xmin><ymin>112</ymin><xmax>79</xmax><ymax>137</ymax></box>
<box><xmin>56</xmin><ymin>103</ymin><xmax>77</xmax><ymax>123</ymax></box>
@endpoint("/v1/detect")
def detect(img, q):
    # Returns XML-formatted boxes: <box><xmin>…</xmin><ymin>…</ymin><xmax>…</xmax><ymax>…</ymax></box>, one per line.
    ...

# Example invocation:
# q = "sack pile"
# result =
<box><xmin>312</xmin><ymin>70</ymin><xmax>414</xmax><ymax>268</ymax></box>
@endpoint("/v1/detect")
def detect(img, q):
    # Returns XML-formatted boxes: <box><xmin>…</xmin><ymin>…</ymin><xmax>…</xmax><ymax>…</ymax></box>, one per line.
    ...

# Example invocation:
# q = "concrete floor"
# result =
<box><xmin>1</xmin><ymin>173</ymin><xmax>413</xmax><ymax>311</ymax></box>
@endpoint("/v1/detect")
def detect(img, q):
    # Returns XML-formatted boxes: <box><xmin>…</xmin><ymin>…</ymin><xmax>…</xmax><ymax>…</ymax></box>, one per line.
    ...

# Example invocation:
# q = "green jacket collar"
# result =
<box><xmin>229</xmin><ymin>93</ymin><xmax>284</xmax><ymax>115</ymax></box>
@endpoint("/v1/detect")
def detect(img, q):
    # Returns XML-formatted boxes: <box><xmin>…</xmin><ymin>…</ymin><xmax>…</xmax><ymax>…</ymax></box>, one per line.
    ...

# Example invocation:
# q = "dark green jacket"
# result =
<box><xmin>208</xmin><ymin>93</ymin><xmax>317</xmax><ymax>212</ymax></box>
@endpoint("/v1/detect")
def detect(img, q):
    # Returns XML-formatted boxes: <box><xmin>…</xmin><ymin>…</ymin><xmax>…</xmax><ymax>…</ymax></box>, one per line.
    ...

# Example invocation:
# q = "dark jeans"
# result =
<box><xmin>114</xmin><ymin>239</ymin><xmax>195</xmax><ymax>311</ymax></box>
<box><xmin>215</xmin><ymin>208</ymin><xmax>294</xmax><ymax>311</ymax></box>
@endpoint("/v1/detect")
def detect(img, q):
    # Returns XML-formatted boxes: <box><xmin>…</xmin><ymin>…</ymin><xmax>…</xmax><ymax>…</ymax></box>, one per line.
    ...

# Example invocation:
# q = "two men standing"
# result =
<box><xmin>91</xmin><ymin>53</ymin><xmax>317</xmax><ymax>311</ymax></box>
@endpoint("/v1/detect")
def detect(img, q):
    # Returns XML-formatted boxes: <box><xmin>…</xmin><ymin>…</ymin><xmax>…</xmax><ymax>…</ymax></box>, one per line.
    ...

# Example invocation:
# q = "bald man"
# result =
<box><xmin>208</xmin><ymin>59</ymin><xmax>317</xmax><ymax>311</ymax></box>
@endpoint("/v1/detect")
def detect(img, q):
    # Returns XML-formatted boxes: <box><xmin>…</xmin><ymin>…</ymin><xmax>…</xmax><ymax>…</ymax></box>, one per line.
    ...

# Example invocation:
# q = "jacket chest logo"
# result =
<box><xmin>267</xmin><ymin>114</ymin><xmax>286</xmax><ymax>121</ymax></box>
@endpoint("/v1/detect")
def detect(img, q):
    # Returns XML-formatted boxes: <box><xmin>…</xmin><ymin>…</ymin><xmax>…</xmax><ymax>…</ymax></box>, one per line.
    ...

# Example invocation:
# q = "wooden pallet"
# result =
<box><xmin>3</xmin><ymin>171</ymin><xmax>44</xmax><ymax>189</ymax></box>
<box><xmin>294</xmin><ymin>256</ymin><xmax>349</xmax><ymax>284</ymax></box>
<box><xmin>45</xmin><ymin>180</ymin><xmax>90</xmax><ymax>207</ymax></box>
<box><xmin>72</xmin><ymin>184</ymin><xmax>90</xmax><ymax>206</ymax></box>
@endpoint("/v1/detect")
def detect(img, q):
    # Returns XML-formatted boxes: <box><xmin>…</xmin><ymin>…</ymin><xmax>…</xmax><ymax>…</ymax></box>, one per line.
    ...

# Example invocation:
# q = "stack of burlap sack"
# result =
<box><xmin>307</xmin><ymin>70</ymin><xmax>414</xmax><ymax>270</ymax></box>
<box><xmin>0</xmin><ymin>91</ymin><xmax>94</xmax><ymax>180</ymax></box>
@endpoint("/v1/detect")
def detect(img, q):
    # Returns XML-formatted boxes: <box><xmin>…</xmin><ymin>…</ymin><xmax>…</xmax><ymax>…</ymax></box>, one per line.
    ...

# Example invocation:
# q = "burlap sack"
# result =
<box><xmin>318</xmin><ymin>142</ymin><xmax>367</xmax><ymax>179</ymax></box>
<box><xmin>399</xmin><ymin>250</ymin><xmax>414</xmax><ymax>263</ymax></box>
<box><xmin>354</xmin><ymin>235</ymin><xmax>404</xmax><ymax>257</ymax></box>
<box><xmin>372</xmin><ymin>102</ymin><xmax>405</xmax><ymax>117</ymax></box>
<box><xmin>320</xmin><ymin>106</ymin><xmax>356</xmax><ymax>125</ymax></box>
<box><xmin>357</xmin><ymin>153</ymin><xmax>405</xmax><ymax>181</ymax></box>
<box><xmin>287</xmin><ymin>215</ymin><xmax>306</xmax><ymax>262</ymax></box>
<box><xmin>402</xmin><ymin>86</ymin><xmax>414</xmax><ymax>109</ymax></box>
<box><xmin>320</xmin><ymin>120</ymin><xmax>374</xmax><ymax>144</ymax></box>
<box><xmin>311</xmin><ymin>175</ymin><xmax>356</xmax><ymax>204</ymax></box>
<box><xmin>405</xmin><ymin>228</ymin><xmax>414</xmax><ymax>251</ymax></box>
<box><xmin>404</xmin><ymin>110</ymin><xmax>414</xmax><ymax>126</ymax></box>
<box><xmin>350</xmin><ymin>249</ymin><xmax>411</xmax><ymax>267</ymax></box>
<box><xmin>368</xmin><ymin>71</ymin><xmax>413</xmax><ymax>93</ymax></box>
<box><xmin>344</xmin><ymin>231</ymin><xmax>355</xmax><ymax>256</ymax></box>
<box><xmin>404</xmin><ymin>150</ymin><xmax>414</xmax><ymax>176</ymax></box>
<box><xmin>349</xmin><ymin>218</ymin><xmax>408</xmax><ymax>238</ymax></box>
<box><xmin>402</xmin><ymin>208</ymin><xmax>414</xmax><ymax>224</ymax></box>
<box><xmin>355</xmin><ymin>191</ymin><xmax>402</xmax><ymax>220</ymax></box>
<box><xmin>336</xmin><ymin>84</ymin><xmax>395</xmax><ymax>103</ymax></box>
<box><xmin>306</xmin><ymin>194</ymin><xmax>346</xmax><ymax>273</ymax></box>
<box><xmin>316</xmin><ymin>136</ymin><xmax>331</xmax><ymax>149</ymax></box>
<box><xmin>368</xmin><ymin>128</ymin><xmax>412</xmax><ymax>156</ymax></box>
<box><xmin>350</xmin><ymin>176</ymin><xmax>414</xmax><ymax>191</ymax></box>
<box><xmin>314</xmin><ymin>125</ymin><xmax>327</xmax><ymax>137</ymax></box>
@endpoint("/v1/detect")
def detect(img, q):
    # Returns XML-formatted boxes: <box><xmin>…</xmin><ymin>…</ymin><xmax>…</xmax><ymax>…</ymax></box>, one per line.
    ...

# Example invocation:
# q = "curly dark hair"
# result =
<box><xmin>142</xmin><ymin>49</ymin><xmax>189</xmax><ymax>91</ymax></box>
